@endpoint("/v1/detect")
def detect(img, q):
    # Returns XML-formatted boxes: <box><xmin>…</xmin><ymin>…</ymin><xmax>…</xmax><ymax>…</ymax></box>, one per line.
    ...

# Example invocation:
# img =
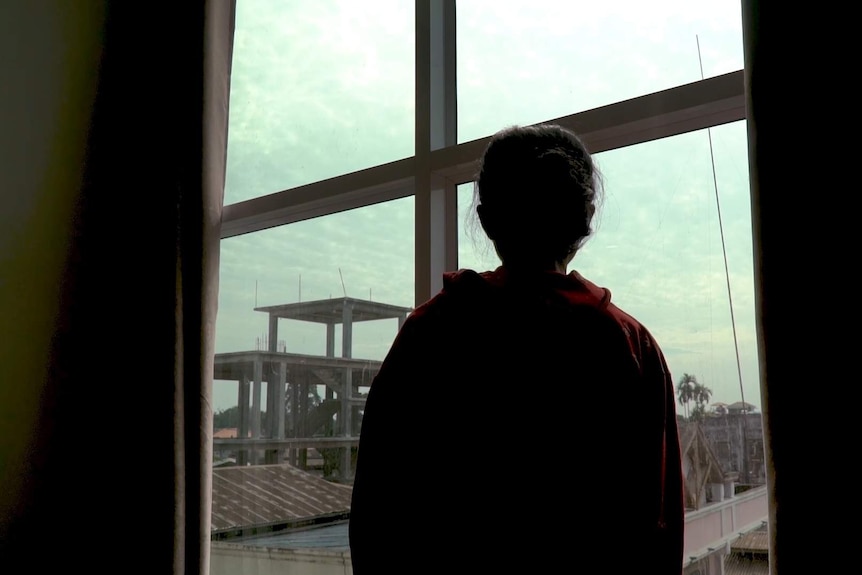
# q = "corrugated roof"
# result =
<box><xmin>232</xmin><ymin>521</ymin><xmax>350</xmax><ymax>551</ymax></box>
<box><xmin>725</xmin><ymin>524</ymin><xmax>769</xmax><ymax>575</ymax></box>
<box><xmin>725</xmin><ymin>553</ymin><xmax>769</xmax><ymax>575</ymax></box>
<box><xmin>211</xmin><ymin>464</ymin><xmax>352</xmax><ymax>534</ymax></box>
<box><xmin>732</xmin><ymin>529</ymin><xmax>769</xmax><ymax>553</ymax></box>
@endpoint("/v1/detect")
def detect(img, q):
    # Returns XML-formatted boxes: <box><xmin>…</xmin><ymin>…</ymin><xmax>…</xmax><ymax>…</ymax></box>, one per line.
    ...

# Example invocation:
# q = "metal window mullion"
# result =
<box><xmin>415</xmin><ymin>0</ymin><xmax>457</xmax><ymax>307</ymax></box>
<box><xmin>221</xmin><ymin>69</ymin><xmax>743</xmax><ymax>241</ymax></box>
<box><xmin>415</xmin><ymin>0</ymin><xmax>432</xmax><ymax>306</ymax></box>
<box><xmin>434</xmin><ymin>0</ymin><xmax>459</xmax><ymax>278</ymax></box>
<box><xmin>428</xmin><ymin>70</ymin><xmax>746</xmax><ymax>186</ymax></box>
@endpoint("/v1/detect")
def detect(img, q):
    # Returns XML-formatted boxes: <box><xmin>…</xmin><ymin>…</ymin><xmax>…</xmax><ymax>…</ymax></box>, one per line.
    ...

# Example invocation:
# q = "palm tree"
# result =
<box><xmin>693</xmin><ymin>382</ymin><xmax>712</xmax><ymax>410</ymax></box>
<box><xmin>680</xmin><ymin>377</ymin><xmax>713</xmax><ymax>422</ymax></box>
<box><xmin>677</xmin><ymin>373</ymin><xmax>698</xmax><ymax>420</ymax></box>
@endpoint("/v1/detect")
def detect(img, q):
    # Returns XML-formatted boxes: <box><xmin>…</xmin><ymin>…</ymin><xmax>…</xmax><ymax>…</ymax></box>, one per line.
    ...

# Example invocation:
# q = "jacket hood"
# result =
<box><xmin>441</xmin><ymin>266</ymin><xmax>612</xmax><ymax>309</ymax></box>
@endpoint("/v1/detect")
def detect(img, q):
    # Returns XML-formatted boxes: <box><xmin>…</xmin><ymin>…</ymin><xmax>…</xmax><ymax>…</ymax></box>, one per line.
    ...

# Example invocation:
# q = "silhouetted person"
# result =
<box><xmin>349</xmin><ymin>124</ymin><xmax>684</xmax><ymax>574</ymax></box>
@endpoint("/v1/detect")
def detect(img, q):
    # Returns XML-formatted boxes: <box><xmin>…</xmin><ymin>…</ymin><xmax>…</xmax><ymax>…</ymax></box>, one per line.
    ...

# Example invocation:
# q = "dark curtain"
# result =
<box><xmin>0</xmin><ymin>2</ymin><xmax>235</xmax><ymax>573</ymax></box>
<box><xmin>743</xmin><ymin>1</ymin><xmax>837</xmax><ymax>573</ymax></box>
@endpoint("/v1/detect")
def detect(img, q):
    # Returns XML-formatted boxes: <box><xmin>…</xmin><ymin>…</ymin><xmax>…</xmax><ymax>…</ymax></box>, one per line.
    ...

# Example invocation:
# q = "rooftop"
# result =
<box><xmin>225</xmin><ymin>521</ymin><xmax>349</xmax><ymax>551</ymax></box>
<box><xmin>732</xmin><ymin>525</ymin><xmax>769</xmax><ymax>554</ymax></box>
<box><xmin>254</xmin><ymin>296</ymin><xmax>413</xmax><ymax>324</ymax></box>
<box><xmin>211</xmin><ymin>463</ymin><xmax>352</xmax><ymax>538</ymax></box>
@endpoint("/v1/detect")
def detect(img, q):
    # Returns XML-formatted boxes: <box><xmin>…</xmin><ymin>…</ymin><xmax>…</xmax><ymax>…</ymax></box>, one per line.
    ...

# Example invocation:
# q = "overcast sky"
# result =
<box><xmin>214</xmin><ymin>0</ymin><xmax>757</xmax><ymax>416</ymax></box>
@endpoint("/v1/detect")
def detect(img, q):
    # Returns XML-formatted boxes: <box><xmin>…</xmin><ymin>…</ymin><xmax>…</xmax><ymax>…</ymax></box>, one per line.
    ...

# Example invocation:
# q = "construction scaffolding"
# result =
<box><xmin>213</xmin><ymin>297</ymin><xmax>412</xmax><ymax>482</ymax></box>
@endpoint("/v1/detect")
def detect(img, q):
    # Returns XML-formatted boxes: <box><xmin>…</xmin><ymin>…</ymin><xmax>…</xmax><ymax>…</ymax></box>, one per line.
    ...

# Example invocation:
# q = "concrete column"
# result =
<box><xmin>268</xmin><ymin>314</ymin><xmax>278</xmax><ymax>352</ymax></box>
<box><xmin>237</xmin><ymin>373</ymin><xmax>250</xmax><ymax>466</ymax></box>
<box><xmin>709</xmin><ymin>483</ymin><xmax>725</xmax><ymax>503</ymax></box>
<box><xmin>724</xmin><ymin>479</ymin><xmax>735</xmax><ymax>499</ymax></box>
<box><xmin>265</xmin><ymin>375</ymin><xmax>275</xmax><ymax>436</ymax></box>
<box><xmin>289</xmin><ymin>376</ymin><xmax>299</xmax><ymax>466</ymax></box>
<box><xmin>299</xmin><ymin>381</ymin><xmax>308</xmax><ymax>470</ymax></box>
<box><xmin>326</xmin><ymin>385</ymin><xmax>334</xmax><ymax>436</ymax></box>
<box><xmin>341</xmin><ymin>320</ymin><xmax>353</xmax><ymax>423</ymax></box>
<box><xmin>341</xmin><ymin>301</ymin><xmax>354</xmax><ymax>480</ymax></box>
<box><xmin>341</xmin><ymin>302</ymin><xmax>353</xmax><ymax>359</ymax></box>
<box><xmin>326</xmin><ymin>322</ymin><xmax>335</xmax><ymax>357</ymax></box>
<box><xmin>251</xmin><ymin>358</ymin><xmax>262</xmax><ymax>464</ymax></box>
<box><xmin>265</xmin><ymin>361</ymin><xmax>286</xmax><ymax>465</ymax></box>
<box><xmin>264</xmin><ymin>375</ymin><xmax>275</xmax><ymax>464</ymax></box>
<box><xmin>276</xmin><ymin>362</ymin><xmax>286</xmax><ymax>440</ymax></box>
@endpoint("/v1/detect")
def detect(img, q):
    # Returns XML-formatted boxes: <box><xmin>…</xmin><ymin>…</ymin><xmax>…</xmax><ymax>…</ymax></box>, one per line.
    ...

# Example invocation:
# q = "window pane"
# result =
<box><xmin>210</xmin><ymin>199</ymin><xmax>413</xmax><ymax>565</ymax></box>
<box><xmin>225</xmin><ymin>0</ymin><xmax>415</xmax><ymax>203</ymax></box>
<box><xmin>585</xmin><ymin>122</ymin><xmax>759</xmax><ymax>416</ymax></box>
<box><xmin>215</xmin><ymin>197</ymin><xmax>414</xmax><ymax>410</ymax></box>
<box><xmin>457</xmin><ymin>0</ymin><xmax>744</xmax><ymax>142</ymax></box>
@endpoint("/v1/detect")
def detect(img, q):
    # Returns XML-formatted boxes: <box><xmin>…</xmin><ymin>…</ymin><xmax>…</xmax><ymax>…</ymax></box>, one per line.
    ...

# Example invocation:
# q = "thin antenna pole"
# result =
<box><xmin>339</xmin><ymin>268</ymin><xmax>347</xmax><ymax>298</ymax></box>
<box><xmin>698</xmin><ymin>35</ymin><xmax>751</xmax><ymax>481</ymax></box>
<box><xmin>697</xmin><ymin>35</ymin><xmax>746</xmax><ymax>409</ymax></box>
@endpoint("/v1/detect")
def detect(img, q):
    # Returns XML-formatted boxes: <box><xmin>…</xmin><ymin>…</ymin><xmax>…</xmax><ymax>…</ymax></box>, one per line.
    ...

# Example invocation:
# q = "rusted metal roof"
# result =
<box><xmin>731</xmin><ymin>529</ymin><xmax>769</xmax><ymax>553</ymax></box>
<box><xmin>724</xmin><ymin>553</ymin><xmax>769</xmax><ymax>575</ymax></box>
<box><xmin>725</xmin><ymin>525</ymin><xmax>769</xmax><ymax>575</ymax></box>
<box><xmin>232</xmin><ymin>521</ymin><xmax>350</xmax><ymax>550</ymax></box>
<box><xmin>211</xmin><ymin>464</ymin><xmax>352</xmax><ymax>534</ymax></box>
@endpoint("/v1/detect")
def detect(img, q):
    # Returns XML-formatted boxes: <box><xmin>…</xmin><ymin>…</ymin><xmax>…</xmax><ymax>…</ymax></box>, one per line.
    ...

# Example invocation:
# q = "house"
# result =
<box><xmin>700</xmin><ymin>406</ymin><xmax>766</xmax><ymax>486</ymax></box>
<box><xmin>679</xmin><ymin>422</ymin><xmax>738</xmax><ymax>511</ymax></box>
<box><xmin>678</xmin><ymin>422</ymin><xmax>768</xmax><ymax>574</ymax></box>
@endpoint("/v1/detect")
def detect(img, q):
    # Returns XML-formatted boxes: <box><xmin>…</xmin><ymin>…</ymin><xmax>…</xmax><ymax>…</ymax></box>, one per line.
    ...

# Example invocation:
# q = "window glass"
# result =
<box><xmin>457</xmin><ymin>0</ymin><xmax>743</xmax><ymax>142</ymax></box>
<box><xmin>215</xmin><ymin>198</ymin><xmax>414</xmax><ymax>414</ymax></box>
<box><xmin>225</xmin><ymin>0</ymin><xmax>415</xmax><ymax>203</ymax></box>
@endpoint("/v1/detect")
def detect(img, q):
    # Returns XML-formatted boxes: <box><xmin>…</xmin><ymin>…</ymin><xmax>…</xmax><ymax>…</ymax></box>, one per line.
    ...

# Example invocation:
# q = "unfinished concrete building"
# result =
<box><xmin>213</xmin><ymin>296</ymin><xmax>412</xmax><ymax>482</ymax></box>
<box><xmin>700</xmin><ymin>404</ymin><xmax>766</xmax><ymax>487</ymax></box>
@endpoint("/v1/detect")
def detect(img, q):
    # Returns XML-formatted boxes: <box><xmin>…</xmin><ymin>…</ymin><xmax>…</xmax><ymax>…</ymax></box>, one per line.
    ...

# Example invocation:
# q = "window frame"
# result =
<box><xmin>216</xmin><ymin>0</ymin><xmax>761</xmax><ymax>567</ymax></box>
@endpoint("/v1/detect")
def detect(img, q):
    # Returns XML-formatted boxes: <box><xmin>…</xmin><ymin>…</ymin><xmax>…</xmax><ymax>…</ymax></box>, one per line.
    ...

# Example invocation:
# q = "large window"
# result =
<box><xmin>211</xmin><ymin>2</ymin><xmax>766</xmax><ymax>573</ymax></box>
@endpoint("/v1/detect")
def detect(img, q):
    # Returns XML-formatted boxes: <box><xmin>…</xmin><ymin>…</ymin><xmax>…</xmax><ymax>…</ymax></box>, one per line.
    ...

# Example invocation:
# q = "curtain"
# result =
<box><xmin>0</xmin><ymin>2</ymin><xmax>235</xmax><ymax>573</ymax></box>
<box><xmin>743</xmin><ymin>0</ymin><xmax>821</xmax><ymax>572</ymax></box>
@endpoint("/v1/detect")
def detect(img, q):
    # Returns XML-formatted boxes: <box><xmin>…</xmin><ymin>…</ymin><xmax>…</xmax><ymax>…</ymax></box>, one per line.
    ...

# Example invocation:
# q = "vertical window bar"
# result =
<box><xmin>416</xmin><ymin>0</ymin><xmax>457</xmax><ymax>306</ymax></box>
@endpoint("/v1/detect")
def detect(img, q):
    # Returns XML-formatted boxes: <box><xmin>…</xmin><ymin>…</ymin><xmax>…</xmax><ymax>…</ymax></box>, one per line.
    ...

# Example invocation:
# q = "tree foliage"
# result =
<box><xmin>676</xmin><ymin>373</ymin><xmax>712</xmax><ymax>422</ymax></box>
<box><xmin>213</xmin><ymin>406</ymin><xmax>268</xmax><ymax>430</ymax></box>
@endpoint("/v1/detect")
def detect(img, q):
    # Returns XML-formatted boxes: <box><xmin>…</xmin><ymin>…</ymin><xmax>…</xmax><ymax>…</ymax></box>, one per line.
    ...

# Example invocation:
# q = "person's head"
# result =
<box><xmin>471</xmin><ymin>124</ymin><xmax>602</xmax><ymax>271</ymax></box>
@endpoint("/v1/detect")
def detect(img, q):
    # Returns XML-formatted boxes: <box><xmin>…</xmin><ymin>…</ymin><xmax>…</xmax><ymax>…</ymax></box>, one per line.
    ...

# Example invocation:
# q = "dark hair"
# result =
<box><xmin>471</xmin><ymin>124</ymin><xmax>602</xmax><ymax>265</ymax></box>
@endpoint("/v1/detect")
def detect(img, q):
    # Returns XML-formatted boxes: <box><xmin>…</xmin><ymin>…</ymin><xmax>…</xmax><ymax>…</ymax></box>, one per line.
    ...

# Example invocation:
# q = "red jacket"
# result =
<box><xmin>350</xmin><ymin>267</ymin><xmax>684</xmax><ymax>573</ymax></box>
